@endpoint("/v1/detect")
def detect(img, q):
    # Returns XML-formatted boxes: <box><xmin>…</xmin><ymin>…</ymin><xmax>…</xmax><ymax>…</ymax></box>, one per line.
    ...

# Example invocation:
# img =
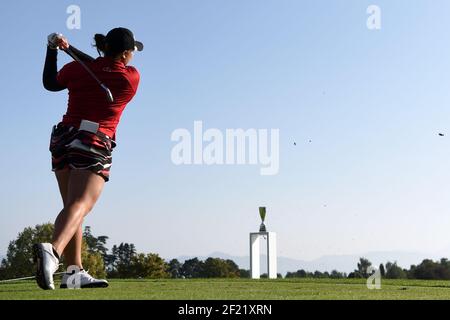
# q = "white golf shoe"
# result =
<box><xmin>33</xmin><ymin>243</ymin><xmax>60</xmax><ymax>290</ymax></box>
<box><xmin>60</xmin><ymin>269</ymin><xmax>109</xmax><ymax>289</ymax></box>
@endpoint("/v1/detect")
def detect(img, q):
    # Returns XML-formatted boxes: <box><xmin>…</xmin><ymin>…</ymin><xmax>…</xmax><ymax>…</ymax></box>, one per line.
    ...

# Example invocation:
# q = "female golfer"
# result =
<box><xmin>33</xmin><ymin>28</ymin><xmax>143</xmax><ymax>290</ymax></box>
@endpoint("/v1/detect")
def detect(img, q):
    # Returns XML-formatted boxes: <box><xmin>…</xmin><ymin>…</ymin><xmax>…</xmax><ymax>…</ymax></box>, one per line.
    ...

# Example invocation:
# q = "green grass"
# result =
<box><xmin>2</xmin><ymin>278</ymin><xmax>450</xmax><ymax>300</ymax></box>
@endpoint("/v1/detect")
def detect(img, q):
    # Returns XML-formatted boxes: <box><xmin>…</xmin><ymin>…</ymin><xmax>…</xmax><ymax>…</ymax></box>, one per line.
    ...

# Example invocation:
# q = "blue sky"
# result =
<box><xmin>1</xmin><ymin>0</ymin><xmax>450</xmax><ymax>263</ymax></box>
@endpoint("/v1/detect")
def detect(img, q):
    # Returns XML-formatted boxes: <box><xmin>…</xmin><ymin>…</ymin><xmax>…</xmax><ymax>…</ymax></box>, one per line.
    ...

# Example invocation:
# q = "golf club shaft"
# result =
<box><xmin>0</xmin><ymin>272</ymin><xmax>66</xmax><ymax>283</ymax></box>
<box><xmin>63</xmin><ymin>47</ymin><xmax>114</xmax><ymax>103</ymax></box>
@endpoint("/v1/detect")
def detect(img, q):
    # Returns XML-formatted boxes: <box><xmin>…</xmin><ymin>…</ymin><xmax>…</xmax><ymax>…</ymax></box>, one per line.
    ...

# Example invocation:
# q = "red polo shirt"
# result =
<box><xmin>56</xmin><ymin>57</ymin><xmax>140</xmax><ymax>141</ymax></box>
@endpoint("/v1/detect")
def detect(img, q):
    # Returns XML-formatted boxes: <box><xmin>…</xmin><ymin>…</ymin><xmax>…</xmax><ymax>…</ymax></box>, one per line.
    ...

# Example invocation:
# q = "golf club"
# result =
<box><xmin>0</xmin><ymin>272</ymin><xmax>66</xmax><ymax>284</ymax></box>
<box><xmin>63</xmin><ymin>47</ymin><xmax>114</xmax><ymax>103</ymax></box>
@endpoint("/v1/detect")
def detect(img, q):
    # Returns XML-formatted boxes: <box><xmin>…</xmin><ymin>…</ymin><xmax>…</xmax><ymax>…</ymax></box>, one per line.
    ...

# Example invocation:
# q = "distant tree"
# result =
<box><xmin>288</xmin><ymin>270</ymin><xmax>308</xmax><ymax>278</ymax></box>
<box><xmin>0</xmin><ymin>263</ymin><xmax>5</xmax><ymax>280</ymax></box>
<box><xmin>104</xmin><ymin>245</ymin><xmax>119</xmax><ymax>273</ymax></box>
<box><xmin>314</xmin><ymin>271</ymin><xmax>324</xmax><ymax>278</ymax></box>
<box><xmin>438</xmin><ymin>258</ymin><xmax>450</xmax><ymax>279</ymax></box>
<box><xmin>202</xmin><ymin>258</ymin><xmax>229</xmax><ymax>278</ymax></box>
<box><xmin>409</xmin><ymin>258</ymin><xmax>450</xmax><ymax>280</ymax></box>
<box><xmin>202</xmin><ymin>258</ymin><xmax>240</xmax><ymax>278</ymax></box>
<box><xmin>181</xmin><ymin>258</ymin><xmax>204</xmax><ymax>278</ymax></box>
<box><xmin>225</xmin><ymin>259</ymin><xmax>240</xmax><ymax>277</ymax></box>
<box><xmin>384</xmin><ymin>262</ymin><xmax>406</xmax><ymax>279</ymax></box>
<box><xmin>0</xmin><ymin>223</ymin><xmax>53</xmax><ymax>280</ymax></box>
<box><xmin>130</xmin><ymin>253</ymin><xmax>170</xmax><ymax>278</ymax></box>
<box><xmin>285</xmin><ymin>269</ymin><xmax>334</xmax><ymax>278</ymax></box>
<box><xmin>239</xmin><ymin>269</ymin><xmax>250</xmax><ymax>278</ymax></box>
<box><xmin>330</xmin><ymin>270</ymin><xmax>346</xmax><ymax>279</ymax></box>
<box><xmin>357</xmin><ymin>258</ymin><xmax>372</xmax><ymax>278</ymax></box>
<box><xmin>409</xmin><ymin>259</ymin><xmax>437</xmax><ymax>280</ymax></box>
<box><xmin>348</xmin><ymin>259</ymin><xmax>368</xmax><ymax>278</ymax></box>
<box><xmin>407</xmin><ymin>264</ymin><xmax>417</xmax><ymax>279</ymax></box>
<box><xmin>107</xmin><ymin>243</ymin><xmax>137</xmax><ymax>278</ymax></box>
<box><xmin>347</xmin><ymin>272</ymin><xmax>363</xmax><ymax>279</ymax></box>
<box><xmin>379</xmin><ymin>263</ymin><xmax>386</xmax><ymax>277</ymax></box>
<box><xmin>296</xmin><ymin>270</ymin><xmax>308</xmax><ymax>278</ymax></box>
<box><xmin>168</xmin><ymin>259</ymin><xmax>182</xmax><ymax>278</ymax></box>
<box><xmin>83</xmin><ymin>226</ymin><xmax>108</xmax><ymax>259</ymax></box>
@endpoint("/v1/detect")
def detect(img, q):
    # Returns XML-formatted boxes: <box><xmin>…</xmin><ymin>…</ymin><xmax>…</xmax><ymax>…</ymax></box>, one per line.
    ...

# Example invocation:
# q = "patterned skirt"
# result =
<box><xmin>49</xmin><ymin>122</ymin><xmax>117</xmax><ymax>182</ymax></box>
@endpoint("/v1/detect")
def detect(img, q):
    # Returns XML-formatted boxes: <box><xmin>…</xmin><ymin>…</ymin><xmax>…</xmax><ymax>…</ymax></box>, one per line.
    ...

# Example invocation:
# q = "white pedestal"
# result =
<box><xmin>249</xmin><ymin>232</ymin><xmax>277</xmax><ymax>279</ymax></box>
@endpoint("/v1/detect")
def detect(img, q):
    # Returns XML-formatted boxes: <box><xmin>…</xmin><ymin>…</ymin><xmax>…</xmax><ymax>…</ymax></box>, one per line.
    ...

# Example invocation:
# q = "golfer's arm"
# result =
<box><xmin>43</xmin><ymin>47</ymin><xmax>66</xmax><ymax>92</ymax></box>
<box><xmin>68</xmin><ymin>45</ymin><xmax>95</xmax><ymax>62</ymax></box>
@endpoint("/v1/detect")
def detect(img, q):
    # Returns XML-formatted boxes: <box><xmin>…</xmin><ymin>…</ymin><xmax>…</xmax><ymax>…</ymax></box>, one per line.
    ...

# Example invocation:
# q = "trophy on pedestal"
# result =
<box><xmin>250</xmin><ymin>206</ymin><xmax>277</xmax><ymax>279</ymax></box>
<box><xmin>259</xmin><ymin>207</ymin><xmax>267</xmax><ymax>232</ymax></box>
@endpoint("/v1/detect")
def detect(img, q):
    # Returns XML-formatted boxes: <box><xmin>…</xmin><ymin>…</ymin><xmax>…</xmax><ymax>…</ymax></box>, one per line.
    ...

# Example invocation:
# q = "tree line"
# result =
<box><xmin>286</xmin><ymin>257</ymin><xmax>450</xmax><ymax>280</ymax></box>
<box><xmin>2</xmin><ymin>224</ymin><xmax>450</xmax><ymax>280</ymax></box>
<box><xmin>0</xmin><ymin>224</ymin><xmax>245</xmax><ymax>280</ymax></box>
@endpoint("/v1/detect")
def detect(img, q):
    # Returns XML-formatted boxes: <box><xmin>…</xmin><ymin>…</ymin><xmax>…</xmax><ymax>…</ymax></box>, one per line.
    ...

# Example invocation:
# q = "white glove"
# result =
<box><xmin>47</xmin><ymin>33</ymin><xmax>64</xmax><ymax>49</ymax></box>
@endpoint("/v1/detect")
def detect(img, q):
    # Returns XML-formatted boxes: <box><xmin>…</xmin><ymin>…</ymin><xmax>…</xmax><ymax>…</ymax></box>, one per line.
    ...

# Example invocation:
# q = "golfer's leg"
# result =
<box><xmin>52</xmin><ymin>170</ymin><xmax>105</xmax><ymax>256</ymax></box>
<box><xmin>55</xmin><ymin>169</ymin><xmax>70</xmax><ymax>206</ymax></box>
<box><xmin>53</xmin><ymin>211</ymin><xmax>83</xmax><ymax>266</ymax></box>
<box><xmin>53</xmin><ymin>169</ymin><xmax>83</xmax><ymax>267</ymax></box>
<box><xmin>62</xmin><ymin>226</ymin><xmax>83</xmax><ymax>267</ymax></box>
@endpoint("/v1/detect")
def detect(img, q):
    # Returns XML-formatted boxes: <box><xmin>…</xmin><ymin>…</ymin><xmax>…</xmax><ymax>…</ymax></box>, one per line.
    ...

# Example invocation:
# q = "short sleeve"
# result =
<box><xmin>56</xmin><ymin>61</ymin><xmax>78</xmax><ymax>87</ymax></box>
<box><xmin>126</xmin><ymin>66</ymin><xmax>140</xmax><ymax>93</ymax></box>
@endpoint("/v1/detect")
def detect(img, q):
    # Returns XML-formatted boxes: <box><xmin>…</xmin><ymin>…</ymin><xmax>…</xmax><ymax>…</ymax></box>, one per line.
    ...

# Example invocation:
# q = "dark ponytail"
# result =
<box><xmin>94</xmin><ymin>34</ymin><xmax>107</xmax><ymax>56</ymax></box>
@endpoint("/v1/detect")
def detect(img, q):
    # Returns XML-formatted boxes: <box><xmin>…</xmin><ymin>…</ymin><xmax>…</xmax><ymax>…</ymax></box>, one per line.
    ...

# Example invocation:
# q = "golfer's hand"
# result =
<box><xmin>47</xmin><ymin>33</ymin><xmax>69</xmax><ymax>50</ymax></box>
<box><xmin>57</xmin><ymin>37</ymin><xmax>69</xmax><ymax>50</ymax></box>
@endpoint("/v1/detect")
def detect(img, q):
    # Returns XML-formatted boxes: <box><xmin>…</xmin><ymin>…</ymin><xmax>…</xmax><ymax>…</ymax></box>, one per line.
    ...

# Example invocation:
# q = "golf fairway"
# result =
<box><xmin>2</xmin><ymin>278</ymin><xmax>450</xmax><ymax>300</ymax></box>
